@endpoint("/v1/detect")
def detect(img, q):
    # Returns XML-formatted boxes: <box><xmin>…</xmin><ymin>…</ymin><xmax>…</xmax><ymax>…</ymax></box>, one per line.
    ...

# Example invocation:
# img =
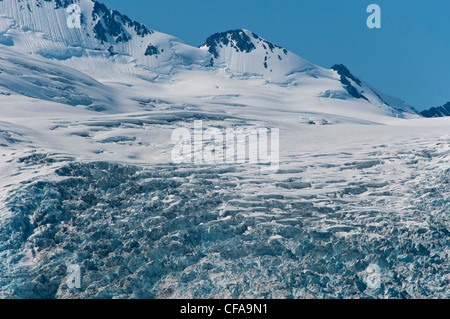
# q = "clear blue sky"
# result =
<box><xmin>100</xmin><ymin>0</ymin><xmax>450</xmax><ymax>111</ymax></box>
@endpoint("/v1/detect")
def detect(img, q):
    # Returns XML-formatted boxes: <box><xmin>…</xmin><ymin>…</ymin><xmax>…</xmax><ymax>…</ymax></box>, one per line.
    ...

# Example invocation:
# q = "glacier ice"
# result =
<box><xmin>0</xmin><ymin>150</ymin><xmax>448</xmax><ymax>298</ymax></box>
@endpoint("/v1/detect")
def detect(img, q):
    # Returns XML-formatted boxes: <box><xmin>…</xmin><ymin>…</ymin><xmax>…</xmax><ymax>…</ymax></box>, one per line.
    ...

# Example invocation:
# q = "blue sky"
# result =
<box><xmin>100</xmin><ymin>0</ymin><xmax>450</xmax><ymax>111</ymax></box>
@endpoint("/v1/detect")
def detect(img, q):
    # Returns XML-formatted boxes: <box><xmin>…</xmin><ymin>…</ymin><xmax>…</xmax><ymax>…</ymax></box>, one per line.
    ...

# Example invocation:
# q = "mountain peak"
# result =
<box><xmin>202</xmin><ymin>29</ymin><xmax>285</xmax><ymax>58</ymax></box>
<box><xmin>331</xmin><ymin>64</ymin><xmax>362</xmax><ymax>86</ymax></box>
<box><xmin>200</xmin><ymin>29</ymin><xmax>314</xmax><ymax>79</ymax></box>
<box><xmin>331</xmin><ymin>64</ymin><xmax>367</xmax><ymax>100</ymax></box>
<box><xmin>420</xmin><ymin>102</ymin><xmax>450</xmax><ymax>117</ymax></box>
<box><xmin>330</xmin><ymin>63</ymin><xmax>418</xmax><ymax>116</ymax></box>
<box><xmin>0</xmin><ymin>0</ymin><xmax>419</xmax><ymax>118</ymax></box>
<box><xmin>91</xmin><ymin>0</ymin><xmax>152</xmax><ymax>43</ymax></box>
<box><xmin>0</xmin><ymin>0</ymin><xmax>210</xmax><ymax>73</ymax></box>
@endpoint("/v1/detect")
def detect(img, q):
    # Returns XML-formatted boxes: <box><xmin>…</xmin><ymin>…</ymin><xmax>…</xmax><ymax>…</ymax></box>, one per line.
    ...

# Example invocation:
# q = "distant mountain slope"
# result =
<box><xmin>0</xmin><ymin>45</ymin><xmax>115</xmax><ymax>110</ymax></box>
<box><xmin>420</xmin><ymin>102</ymin><xmax>450</xmax><ymax>117</ymax></box>
<box><xmin>0</xmin><ymin>0</ymin><xmax>419</xmax><ymax>118</ymax></box>
<box><xmin>200</xmin><ymin>29</ymin><xmax>317</xmax><ymax>79</ymax></box>
<box><xmin>331</xmin><ymin>64</ymin><xmax>418</xmax><ymax>116</ymax></box>
<box><xmin>0</xmin><ymin>0</ymin><xmax>210</xmax><ymax>72</ymax></box>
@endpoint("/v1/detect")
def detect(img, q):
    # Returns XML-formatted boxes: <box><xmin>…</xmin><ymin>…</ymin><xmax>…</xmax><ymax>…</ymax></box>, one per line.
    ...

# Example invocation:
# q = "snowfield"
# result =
<box><xmin>0</xmin><ymin>100</ymin><xmax>448</xmax><ymax>298</ymax></box>
<box><xmin>0</xmin><ymin>0</ymin><xmax>448</xmax><ymax>299</ymax></box>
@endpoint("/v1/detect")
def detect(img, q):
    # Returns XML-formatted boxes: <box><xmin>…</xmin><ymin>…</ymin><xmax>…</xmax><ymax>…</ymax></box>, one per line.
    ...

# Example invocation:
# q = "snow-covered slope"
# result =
<box><xmin>197</xmin><ymin>29</ymin><xmax>417</xmax><ymax>117</ymax></box>
<box><xmin>0</xmin><ymin>45</ymin><xmax>117</xmax><ymax>110</ymax></box>
<box><xmin>0</xmin><ymin>0</ymin><xmax>418</xmax><ymax>118</ymax></box>
<box><xmin>200</xmin><ymin>29</ymin><xmax>317</xmax><ymax>80</ymax></box>
<box><xmin>331</xmin><ymin>64</ymin><xmax>418</xmax><ymax>116</ymax></box>
<box><xmin>1</xmin><ymin>114</ymin><xmax>449</xmax><ymax>299</ymax></box>
<box><xmin>0</xmin><ymin>0</ymin><xmax>211</xmax><ymax>74</ymax></box>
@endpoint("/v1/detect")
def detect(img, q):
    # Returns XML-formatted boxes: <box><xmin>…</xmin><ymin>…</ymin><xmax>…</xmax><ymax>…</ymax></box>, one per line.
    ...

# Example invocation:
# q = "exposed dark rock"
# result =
<box><xmin>331</xmin><ymin>64</ymin><xmax>368</xmax><ymax>101</ymax></box>
<box><xmin>420</xmin><ymin>102</ymin><xmax>450</xmax><ymax>118</ymax></box>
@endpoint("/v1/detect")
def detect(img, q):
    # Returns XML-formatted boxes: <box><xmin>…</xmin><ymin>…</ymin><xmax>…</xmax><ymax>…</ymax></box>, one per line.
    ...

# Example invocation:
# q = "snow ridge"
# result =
<box><xmin>0</xmin><ymin>0</ymin><xmax>419</xmax><ymax>117</ymax></box>
<box><xmin>0</xmin><ymin>0</ymin><xmax>211</xmax><ymax>72</ymax></box>
<box><xmin>331</xmin><ymin>64</ymin><xmax>418</xmax><ymax>117</ymax></box>
<box><xmin>0</xmin><ymin>45</ymin><xmax>115</xmax><ymax>110</ymax></box>
<box><xmin>421</xmin><ymin>102</ymin><xmax>450</xmax><ymax>118</ymax></box>
<box><xmin>200</xmin><ymin>29</ymin><xmax>317</xmax><ymax>80</ymax></box>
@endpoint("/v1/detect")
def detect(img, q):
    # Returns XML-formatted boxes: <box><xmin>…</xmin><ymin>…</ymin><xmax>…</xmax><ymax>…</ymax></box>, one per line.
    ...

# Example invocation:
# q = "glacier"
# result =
<box><xmin>0</xmin><ymin>0</ymin><xmax>448</xmax><ymax>299</ymax></box>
